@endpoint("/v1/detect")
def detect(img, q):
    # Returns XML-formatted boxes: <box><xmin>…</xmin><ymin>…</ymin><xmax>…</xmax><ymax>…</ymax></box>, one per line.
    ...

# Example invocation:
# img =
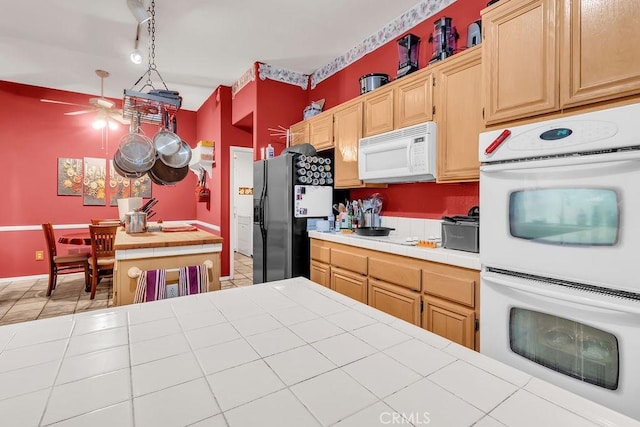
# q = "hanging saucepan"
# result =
<box><xmin>113</xmin><ymin>149</ymin><xmax>147</xmax><ymax>179</ymax></box>
<box><xmin>152</xmin><ymin>111</ymin><xmax>181</xmax><ymax>156</ymax></box>
<box><xmin>158</xmin><ymin>116</ymin><xmax>192</xmax><ymax>168</ymax></box>
<box><xmin>148</xmin><ymin>153</ymin><xmax>189</xmax><ymax>185</ymax></box>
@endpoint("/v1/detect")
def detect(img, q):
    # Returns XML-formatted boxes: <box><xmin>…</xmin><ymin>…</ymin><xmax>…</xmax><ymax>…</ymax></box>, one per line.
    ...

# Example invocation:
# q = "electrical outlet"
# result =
<box><xmin>166</xmin><ymin>284</ymin><xmax>179</xmax><ymax>298</ymax></box>
<box><xmin>35</xmin><ymin>250</ymin><xmax>44</xmax><ymax>261</ymax></box>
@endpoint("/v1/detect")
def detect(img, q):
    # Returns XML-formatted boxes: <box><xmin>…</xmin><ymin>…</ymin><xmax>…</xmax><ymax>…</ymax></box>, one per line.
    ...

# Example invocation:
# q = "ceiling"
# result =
<box><xmin>0</xmin><ymin>0</ymin><xmax>423</xmax><ymax>111</ymax></box>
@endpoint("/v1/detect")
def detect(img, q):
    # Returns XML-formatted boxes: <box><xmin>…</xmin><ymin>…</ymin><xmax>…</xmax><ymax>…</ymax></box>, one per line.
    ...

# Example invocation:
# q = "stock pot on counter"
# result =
<box><xmin>124</xmin><ymin>211</ymin><xmax>147</xmax><ymax>234</ymax></box>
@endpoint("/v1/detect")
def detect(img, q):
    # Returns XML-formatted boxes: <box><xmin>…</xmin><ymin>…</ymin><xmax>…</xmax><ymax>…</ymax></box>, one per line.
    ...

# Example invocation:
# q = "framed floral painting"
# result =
<box><xmin>83</xmin><ymin>157</ymin><xmax>106</xmax><ymax>206</ymax></box>
<box><xmin>57</xmin><ymin>158</ymin><xmax>83</xmax><ymax>196</ymax></box>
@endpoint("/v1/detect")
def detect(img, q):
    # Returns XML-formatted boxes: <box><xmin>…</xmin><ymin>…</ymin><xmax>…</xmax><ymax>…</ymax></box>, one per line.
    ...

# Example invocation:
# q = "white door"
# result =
<box><xmin>233</xmin><ymin>149</ymin><xmax>253</xmax><ymax>257</ymax></box>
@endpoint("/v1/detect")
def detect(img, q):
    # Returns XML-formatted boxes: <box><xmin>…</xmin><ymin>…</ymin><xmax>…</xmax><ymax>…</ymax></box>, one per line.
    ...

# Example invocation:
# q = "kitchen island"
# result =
<box><xmin>0</xmin><ymin>277</ymin><xmax>635</xmax><ymax>426</ymax></box>
<box><xmin>113</xmin><ymin>226</ymin><xmax>223</xmax><ymax>306</ymax></box>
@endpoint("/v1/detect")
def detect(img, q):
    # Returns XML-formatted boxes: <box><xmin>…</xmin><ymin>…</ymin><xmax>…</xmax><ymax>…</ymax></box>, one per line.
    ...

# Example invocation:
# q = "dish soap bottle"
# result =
<box><xmin>266</xmin><ymin>144</ymin><xmax>275</xmax><ymax>159</ymax></box>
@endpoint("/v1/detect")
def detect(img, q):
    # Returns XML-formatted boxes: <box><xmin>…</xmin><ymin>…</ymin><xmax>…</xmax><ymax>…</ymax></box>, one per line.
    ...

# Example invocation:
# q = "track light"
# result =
<box><xmin>130</xmin><ymin>49</ymin><xmax>143</xmax><ymax>64</ymax></box>
<box><xmin>130</xmin><ymin>24</ymin><xmax>143</xmax><ymax>64</ymax></box>
<box><xmin>127</xmin><ymin>0</ymin><xmax>151</xmax><ymax>24</ymax></box>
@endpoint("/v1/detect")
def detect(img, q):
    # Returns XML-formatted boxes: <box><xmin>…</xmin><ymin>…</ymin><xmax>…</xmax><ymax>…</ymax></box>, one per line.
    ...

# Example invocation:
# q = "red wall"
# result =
<box><xmin>197</xmin><ymin>86</ymin><xmax>253</xmax><ymax>277</ymax></box>
<box><xmin>310</xmin><ymin>0</ymin><xmax>486</xmax><ymax>218</ymax></box>
<box><xmin>0</xmin><ymin>81</ymin><xmax>198</xmax><ymax>278</ymax></box>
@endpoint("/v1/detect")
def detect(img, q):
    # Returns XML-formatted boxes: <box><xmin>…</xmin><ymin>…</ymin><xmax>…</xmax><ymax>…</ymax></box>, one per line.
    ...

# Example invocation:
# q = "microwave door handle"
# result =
<box><xmin>406</xmin><ymin>141</ymin><xmax>412</xmax><ymax>172</ymax></box>
<box><xmin>481</xmin><ymin>150</ymin><xmax>640</xmax><ymax>173</ymax></box>
<box><xmin>484</xmin><ymin>271</ymin><xmax>640</xmax><ymax>315</ymax></box>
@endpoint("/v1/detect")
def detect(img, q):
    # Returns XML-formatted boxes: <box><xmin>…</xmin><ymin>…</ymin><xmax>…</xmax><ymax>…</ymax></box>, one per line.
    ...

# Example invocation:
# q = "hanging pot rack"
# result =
<box><xmin>122</xmin><ymin>0</ymin><xmax>181</xmax><ymax>125</ymax></box>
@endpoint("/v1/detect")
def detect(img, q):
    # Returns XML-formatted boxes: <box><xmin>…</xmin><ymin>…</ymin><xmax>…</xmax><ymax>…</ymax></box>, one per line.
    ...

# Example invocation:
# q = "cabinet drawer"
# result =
<box><xmin>422</xmin><ymin>270</ymin><xmax>476</xmax><ymax>308</ymax></box>
<box><xmin>368</xmin><ymin>278</ymin><xmax>421</xmax><ymax>326</ymax></box>
<box><xmin>368</xmin><ymin>257</ymin><xmax>420</xmax><ymax>291</ymax></box>
<box><xmin>310</xmin><ymin>241</ymin><xmax>330</xmax><ymax>264</ymax></box>
<box><xmin>330</xmin><ymin>248</ymin><xmax>367</xmax><ymax>275</ymax></box>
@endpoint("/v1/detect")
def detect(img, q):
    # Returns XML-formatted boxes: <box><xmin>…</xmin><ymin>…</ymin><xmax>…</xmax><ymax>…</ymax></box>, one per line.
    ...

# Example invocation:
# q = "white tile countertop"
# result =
<box><xmin>309</xmin><ymin>230</ymin><xmax>481</xmax><ymax>271</ymax></box>
<box><xmin>0</xmin><ymin>278</ymin><xmax>636</xmax><ymax>426</ymax></box>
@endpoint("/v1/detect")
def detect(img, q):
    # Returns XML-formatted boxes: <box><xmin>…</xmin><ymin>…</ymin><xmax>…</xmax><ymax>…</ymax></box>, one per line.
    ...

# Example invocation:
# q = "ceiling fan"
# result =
<box><xmin>41</xmin><ymin>69</ymin><xmax>129</xmax><ymax>129</ymax></box>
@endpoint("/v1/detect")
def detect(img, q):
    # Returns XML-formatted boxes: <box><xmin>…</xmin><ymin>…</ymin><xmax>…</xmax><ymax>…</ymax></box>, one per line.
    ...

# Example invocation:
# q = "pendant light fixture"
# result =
<box><xmin>130</xmin><ymin>25</ymin><xmax>143</xmax><ymax>64</ymax></box>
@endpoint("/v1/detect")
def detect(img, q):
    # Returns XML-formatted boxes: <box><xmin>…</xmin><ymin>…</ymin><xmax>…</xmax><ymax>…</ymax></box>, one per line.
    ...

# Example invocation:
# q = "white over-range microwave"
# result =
<box><xmin>358</xmin><ymin>121</ymin><xmax>436</xmax><ymax>183</ymax></box>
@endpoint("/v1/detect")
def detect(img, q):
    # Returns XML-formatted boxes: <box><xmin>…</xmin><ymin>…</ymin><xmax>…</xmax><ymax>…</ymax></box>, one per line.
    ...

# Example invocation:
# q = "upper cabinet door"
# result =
<box><xmin>433</xmin><ymin>47</ymin><xmax>483</xmax><ymax>183</ymax></box>
<box><xmin>394</xmin><ymin>71</ymin><xmax>433</xmax><ymax>129</ymax></box>
<box><xmin>308</xmin><ymin>112</ymin><xmax>334</xmax><ymax>151</ymax></box>
<box><xmin>482</xmin><ymin>0</ymin><xmax>559</xmax><ymax>125</ymax></box>
<box><xmin>560</xmin><ymin>0</ymin><xmax>640</xmax><ymax>108</ymax></box>
<box><xmin>289</xmin><ymin>120</ymin><xmax>309</xmax><ymax>146</ymax></box>
<box><xmin>363</xmin><ymin>87</ymin><xmax>394</xmax><ymax>137</ymax></box>
<box><xmin>333</xmin><ymin>101</ymin><xmax>364</xmax><ymax>188</ymax></box>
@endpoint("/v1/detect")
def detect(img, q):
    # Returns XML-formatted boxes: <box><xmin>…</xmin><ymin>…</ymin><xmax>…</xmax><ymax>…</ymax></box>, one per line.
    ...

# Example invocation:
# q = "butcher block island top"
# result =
<box><xmin>113</xmin><ymin>226</ymin><xmax>223</xmax><ymax>306</ymax></box>
<box><xmin>114</xmin><ymin>227</ymin><xmax>223</xmax><ymax>250</ymax></box>
<box><xmin>0</xmin><ymin>278</ymin><xmax>634</xmax><ymax>426</ymax></box>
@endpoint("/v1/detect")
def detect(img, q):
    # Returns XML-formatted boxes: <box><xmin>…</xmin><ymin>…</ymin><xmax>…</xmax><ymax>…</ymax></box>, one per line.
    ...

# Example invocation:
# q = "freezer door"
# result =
<box><xmin>253</xmin><ymin>160</ymin><xmax>267</xmax><ymax>283</ymax></box>
<box><xmin>252</xmin><ymin>155</ymin><xmax>297</xmax><ymax>284</ymax></box>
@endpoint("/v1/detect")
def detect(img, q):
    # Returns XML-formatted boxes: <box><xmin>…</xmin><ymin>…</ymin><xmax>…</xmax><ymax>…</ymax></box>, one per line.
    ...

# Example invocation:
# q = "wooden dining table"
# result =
<box><xmin>57</xmin><ymin>232</ymin><xmax>91</xmax><ymax>246</ymax></box>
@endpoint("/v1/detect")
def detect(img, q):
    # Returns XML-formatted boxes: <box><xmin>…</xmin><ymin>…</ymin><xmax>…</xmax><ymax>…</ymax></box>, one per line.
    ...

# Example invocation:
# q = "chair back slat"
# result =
<box><xmin>89</xmin><ymin>225</ymin><xmax>118</xmax><ymax>258</ymax></box>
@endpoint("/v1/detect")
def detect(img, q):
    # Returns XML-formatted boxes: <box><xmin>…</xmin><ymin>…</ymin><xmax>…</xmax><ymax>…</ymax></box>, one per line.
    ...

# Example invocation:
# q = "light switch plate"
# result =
<box><xmin>166</xmin><ymin>284</ymin><xmax>179</xmax><ymax>298</ymax></box>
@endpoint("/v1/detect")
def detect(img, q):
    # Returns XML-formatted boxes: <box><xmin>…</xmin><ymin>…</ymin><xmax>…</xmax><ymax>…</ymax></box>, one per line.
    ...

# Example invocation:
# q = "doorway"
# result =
<box><xmin>229</xmin><ymin>147</ymin><xmax>253</xmax><ymax>280</ymax></box>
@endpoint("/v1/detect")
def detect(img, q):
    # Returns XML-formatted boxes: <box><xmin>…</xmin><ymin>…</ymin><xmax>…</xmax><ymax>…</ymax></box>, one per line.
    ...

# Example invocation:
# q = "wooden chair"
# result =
<box><xmin>88</xmin><ymin>224</ymin><xmax>118</xmax><ymax>299</ymax></box>
<box><xmin>42</xmin><ymin>223</ymin><xmax>90</xmax><ymax>297</ymax></box>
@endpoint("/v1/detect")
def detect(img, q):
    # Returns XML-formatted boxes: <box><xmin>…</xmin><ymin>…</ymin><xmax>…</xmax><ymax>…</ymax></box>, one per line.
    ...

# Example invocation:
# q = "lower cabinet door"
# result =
<box><xmin>310</xmin><ymin>260</ymin><xmax>330</xmax><ymax>288</ymax></box>
<box><xmin>331</xmin><ymin>266</ymin><xmax>367</xmax><ymax>303</ymax></box>
<box><xmin>423</xmin><ymin>295</ymin><xmax>475</xmax><ymax>349</ymax></box>
<box><xmin>368</xmin><ymin>278</ymin><xmax>421</xmax><ymax>326</ymax></box>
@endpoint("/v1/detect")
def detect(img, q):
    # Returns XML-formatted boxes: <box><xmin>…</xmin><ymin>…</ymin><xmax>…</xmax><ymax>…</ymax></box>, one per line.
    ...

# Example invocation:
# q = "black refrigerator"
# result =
<box><xmin>253</xmin><ymin>153</ymin><xmax>333</xmax><ymax>284</ymax></box>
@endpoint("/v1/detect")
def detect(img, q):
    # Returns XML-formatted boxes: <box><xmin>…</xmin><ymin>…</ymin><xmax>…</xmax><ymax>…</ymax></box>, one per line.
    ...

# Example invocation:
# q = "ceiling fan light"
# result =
<box><xmin>127</xmin><ymin>0</ymin><xmax>151</xmax><ymax>24</ymax></box>
<box><xmin>92</xmin><ymin>118</ymin><xmax>107</xmax><ymax>130</ymax></box>
<box><xmin>130</xmin><ymin>49</ymin><xmax>143</xmax><ymax>64</ymax></box>
<box><xmin>108</xmin><ymin>120</ymin><xmax>119</xmax><ymax>130</ymax></box>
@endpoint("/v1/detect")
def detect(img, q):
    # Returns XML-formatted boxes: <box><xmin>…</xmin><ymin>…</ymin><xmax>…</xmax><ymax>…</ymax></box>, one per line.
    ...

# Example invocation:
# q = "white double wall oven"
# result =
<box><xmin>479</xmin><ymin>102</ymin><xmax>640</xmax><ymax>421</ymax></box>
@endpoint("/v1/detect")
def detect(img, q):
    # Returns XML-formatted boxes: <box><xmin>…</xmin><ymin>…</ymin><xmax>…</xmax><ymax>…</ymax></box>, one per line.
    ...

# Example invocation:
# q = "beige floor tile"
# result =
<box><xmin>0</xmin><ymin>310</ymin><xmax>40</xmax><ymax>325</ymax></box>
<box><xmin>5</xmin><ymin>300</ymin><xmax>47</xmax><ymax>313</ymax></box>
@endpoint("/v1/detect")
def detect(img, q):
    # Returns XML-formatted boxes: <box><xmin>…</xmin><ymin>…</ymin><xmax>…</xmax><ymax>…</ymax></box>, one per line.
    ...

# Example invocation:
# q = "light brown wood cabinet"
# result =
<box><xmin>331</xmin><ymin>267</ymin><xmax>368</xmax><ymax>303</ymax></box>
<box><xmin>308</xmin><ymin>112</ymin><xmax>334</xmax><ymax>151</ymax></box>
<box><xmin>432</xmin><ymin>46</ymin><xmax>483</xmax><ymax>182</ymax></box>
<box><xmin>482</xmin><ymin>0</ymin><xmax>559</xmax><ymax>125</ymax></box>
<box><xmin>310</xmin><ymin>239</ymin><xmax>331</xmax><ymax>288</ymax></box>
<box><xmin>560</xmin><ymin>0</ymin><xmax>640</xmax><ymax>108</ymax></box>
<box><xmin>483</xmin><ymin>0</ymin><xmax>640</xmax><ymax>125</ymax></box>
<box><xmin>363</xmin><ymin>72</ymin><xmax>434</xmax><ymax>138</ymax></box>
<box><xmin>310</xmin><ymin>260</ymin><xmax>330</xmax><ymax>288</ymax></box>
<box><xmin>423</xmin><ymin>295</ymin><xmax>475</xmax><ymax>349</ymax></box>
<box><xmin>394</xmin><ymin>71</ymin><xmax>434</xmax><ymax>129</ymax></box>
<box><xmin>310</xmin><ymin>238</ymin><xmax>480</xmax><ymax>350</ymax></box>
<box><xmin>333</xmin><ymin>101</ymin><xmax>365</xmax><ymax>188</ymax></box>
<box><xmin>369</xmin><ymin>278</ymin><xmax>421</xmax><ymax>326</ymax></box>
<box><xmin>422</xmin><ymin>262</ymin><xmax>479</xmax><ymax>350</ymax></box>
<box><xmin>289</xmin><ymin>120</ymin><xmax>309</xmax><ymax>146</ymax></box>
<box><xmin>363</xmin><ymin>86</ymin><xmax>395</xmax><ymax>137</ymax></box>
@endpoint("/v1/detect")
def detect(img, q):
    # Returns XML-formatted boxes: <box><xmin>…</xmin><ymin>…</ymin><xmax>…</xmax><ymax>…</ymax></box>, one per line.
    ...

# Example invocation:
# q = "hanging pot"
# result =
<box><xmin>148</xmin><ymin>153</ymin><xmax>189</xmax><ymax>185</ymax></box>
<box><xmin>153</xmin><ymin>111</ymin><xmax>181</xmax><ymax>156</ymax></box>
<box><xmin>158</xmin><ymin>117</ymin><xmax>192</xmax><ymax>168</ymax></box>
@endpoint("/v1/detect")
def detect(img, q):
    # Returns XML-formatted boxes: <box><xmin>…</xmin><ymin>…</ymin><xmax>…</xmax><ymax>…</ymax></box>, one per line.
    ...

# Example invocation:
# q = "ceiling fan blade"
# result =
<box><xmin>40</xmin><ymin>99</ymin><xmax>86</xmax><ymax>107</ymax></box>
<box><xmin>64</xmin><ymin>109</ymin><xmax>95</xmax><ymax>116</ymax></box>
<box><xmin>109</xmin><ymin>110</ymin><xmax>130</xmax><ymax>124</ymax></box>
<box><xmin>90</xmin><ymin>97</ymin><xmax>115</xmax><ymax>109</ymax></box>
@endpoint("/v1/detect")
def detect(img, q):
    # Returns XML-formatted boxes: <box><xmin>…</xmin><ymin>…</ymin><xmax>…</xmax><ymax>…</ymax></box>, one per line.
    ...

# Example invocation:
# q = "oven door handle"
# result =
<box><xmin>484</xmin><ymin>271</ymin><xmax>640</xmax><ymax>315</ymax></box>
<box><xmin>480</xmin><ymin>149</ymin><xmax>640</xmax><ymax>173</ymax></box>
